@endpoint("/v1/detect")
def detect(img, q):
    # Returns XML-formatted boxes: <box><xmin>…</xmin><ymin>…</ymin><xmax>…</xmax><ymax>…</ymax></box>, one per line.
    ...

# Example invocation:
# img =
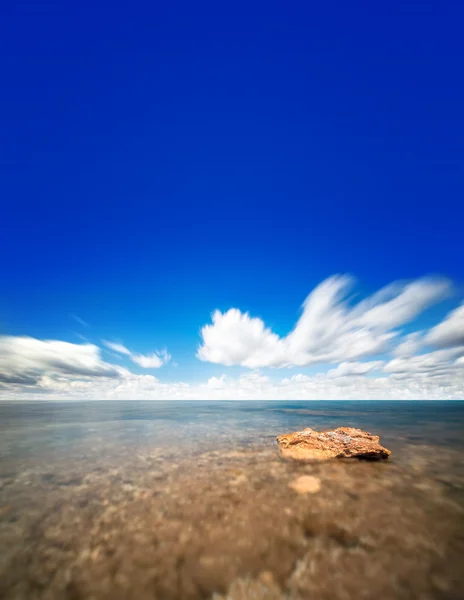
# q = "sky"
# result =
<box><xmin>1</xmin><ymin>0</ymin><xmax>463</xmax><ymax>400</ymax></box>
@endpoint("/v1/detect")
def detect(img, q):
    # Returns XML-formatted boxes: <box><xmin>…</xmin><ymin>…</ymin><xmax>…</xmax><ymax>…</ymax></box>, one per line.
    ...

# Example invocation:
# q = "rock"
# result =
<box><xmin>258</xmin><ymin>571</ymin><xmax>276</xmax><ymax>586</ymax></box>
<box><xmin>288</xmin><ymin>475</ymin><xmax>321</xmax><ymax>494</ymax></box>
<box><xmin>277</xmin><ymin>427</ymin><xmax>391</xmax><ymax>462</ymax></box>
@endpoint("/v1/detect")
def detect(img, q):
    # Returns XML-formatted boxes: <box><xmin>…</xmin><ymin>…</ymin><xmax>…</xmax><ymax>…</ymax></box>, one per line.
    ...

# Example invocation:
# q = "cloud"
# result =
<box><xmin>6</xmin><ymin>365</ymin><xmax>461</xmax><ymax>401</ymax></box>
<box><xmin>207</xmin><ymin>371</ymin><xmax>269</xmax><ymax>391</ymax></box>
<box><xmin>0</xmin><ymin>349</ymin><xmax>463</xmax><ymax>402</ymax></box>
<box><xmin>1</xmin><ymin>274</ymin><xmax>462</xmax><ymax>401</ymax></box>
<box><xmin>0</xmin><ymin>336</ymin><xmax>120</xmax><ymax>385</ymax></box>
<box><xmin>392</xmin><ymin>332</ymin><xmax>424</xmax><ymax>357</ymax></box>
<box><xmin>131</xmin><ymin>354</ymin><xmax>164</xmax><ymax>368</ymax></box>
<box><xmin>390</xmin><ymin>305</ymin><xmax>464</xmax><ymax>357</ymax></box>
<box><xmin>384</xmin><ymin>347</ymin><xmax>464</xmax><ymax>377</ymax></box>
<box><xmin>102</xmin><ymin>340</ymin><xmax>132</xmax><ymax>356</ymax></box>
<box><xmin>282</xmin><ymin>373</ymin><xmax>310</xmax><ymax>384</ymax></box>
<box><xmin>70</xmin><ymin>314</ymin><xmax>89</xmax><ymax>328</ymax></box>
<box><xmin>131</xmin><ymin>350</ymin><xmax>171</xmax><ymax>368</ymax></box>
<box><xmin>103</xmin><ymin>340</ymin><xmax>171</xmax><ymax>368</ymax></box>
<box><xmin>326</xmin><ymin>361</ymin><xmax>384</xmax><ymax>378</ymax></box>
<box><xmin>424</xmin><ymin>304</ymin><xmax>464</xmax><ymax>349</ymax></box>
<box><xmin>207</xmin><ymin>375</ymin><xmax>227</xmax><ymax>389</ymax></box>
<box><xmin>197</xmin><ymin>275</ymin><xmax>451</xmax><ymax>368</ymax></box>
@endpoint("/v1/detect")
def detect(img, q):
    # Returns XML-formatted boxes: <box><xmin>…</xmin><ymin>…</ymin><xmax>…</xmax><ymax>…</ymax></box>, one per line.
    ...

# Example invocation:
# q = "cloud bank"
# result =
<box><xmin>1</xmin><ymin>275</ymin><xmax>463</xmax><ymax>401</ymax></box>
<box><xmin>2</xmin><ymin>363</ymin><xmax>463</xmax><ymax>401</ymax></box>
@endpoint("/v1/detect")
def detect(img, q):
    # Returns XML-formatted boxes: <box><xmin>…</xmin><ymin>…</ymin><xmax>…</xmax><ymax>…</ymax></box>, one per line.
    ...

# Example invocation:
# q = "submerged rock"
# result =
<box><xmin>276</xmin><ymin>427</ymin><xmax>391</xmax><ymax>462</ymax></box>
<box><xmin>288</xmin><ymin>475</ymin><xmax>321</xmax><ymax>494</ymax></box>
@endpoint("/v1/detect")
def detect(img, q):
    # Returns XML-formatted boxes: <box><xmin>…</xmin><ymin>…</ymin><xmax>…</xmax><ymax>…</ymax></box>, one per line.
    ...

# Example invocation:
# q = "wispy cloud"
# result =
<box><xmin>325</xmin><ymin>360</ymin><xmax>384</xmax><ymax>378</ymax></box>
<box><xmin>425</xmin><ymin>304</ymin><xmax>464</xmax><ymax>349</ymax></box>
<box><xmin>70</xmin><ymin>314</ymin><xmax>89</xmax><ymax>328</ymax></box>
<box><xmin>102</xmin><ymin>340</ymin><xmax>171</xmax><ymax>368</ymax></box>
<box><xmin>197</xmin><ymin>275</ymin><xmax>452</xmax><ymax>368</ymax></box>
<box><xmin>102</xmin><ymin>340</ymin><xmax>132</xmax><ymax>356</ymax></box>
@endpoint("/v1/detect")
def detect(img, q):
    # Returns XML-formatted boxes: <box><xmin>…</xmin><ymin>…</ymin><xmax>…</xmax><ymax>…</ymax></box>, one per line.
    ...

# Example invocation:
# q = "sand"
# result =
<box><xmin>0</xmin><ymin>438</ymin><xmax>463</xmax><ymax>600</ymax></box>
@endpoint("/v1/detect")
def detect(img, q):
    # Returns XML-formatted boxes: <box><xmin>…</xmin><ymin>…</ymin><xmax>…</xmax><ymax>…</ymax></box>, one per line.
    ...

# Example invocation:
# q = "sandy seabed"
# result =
<box><xmin>0</xmin><ymin>436</ymin><xmax>463</xmax><ymax>600</ymax></box>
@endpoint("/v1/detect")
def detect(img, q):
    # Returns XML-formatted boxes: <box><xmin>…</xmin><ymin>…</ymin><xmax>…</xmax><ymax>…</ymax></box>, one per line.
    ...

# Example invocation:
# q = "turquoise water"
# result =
<box><xmin>1</xmin><ymin>400</ymin><xmax>463</xmax><ymax>460</ymax></box>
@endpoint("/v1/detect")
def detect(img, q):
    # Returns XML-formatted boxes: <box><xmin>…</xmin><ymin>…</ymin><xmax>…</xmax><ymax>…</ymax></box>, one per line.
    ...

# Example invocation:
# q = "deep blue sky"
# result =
<box><xmin>1</xmin><ymin>1</ymin><xmax>463</xmax><ymax>380</ymax></box>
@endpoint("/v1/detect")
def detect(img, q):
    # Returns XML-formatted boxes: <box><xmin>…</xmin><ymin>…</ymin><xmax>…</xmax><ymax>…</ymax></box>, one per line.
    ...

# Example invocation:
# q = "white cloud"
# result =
<box><xmin>284</xmin><ymin>373</ymin><xmax>310</xmax><ymax>384</ymax></box>
<box><xmin>207</xmin><ymin>374</ymin><xmax>227</xmax><ymax>389</ymax></box>
<box><xmin>390</xmin><ymin>304</ymin><xmax>464</xmax><ymax>356</ymax></box>
<box><xmin>425</xmin><ymin>304</ymin><xmax>464</xmax><ymax>349</ymax></box>
<box><xmin>384</xmin><ymin>347</ymin><xmax>464</xmax><ymax>377</ymax></box>
<box><xmin>392</xmin><ymin>332</ymin><xmax>424</xmax><ymax>356</ymax></box>
<box><xmin>197</xmin><ymin>275</ymin><xmax>451</xmax><ymax>368</ymax></box>
<box><xmin>0</xmin><ymin>334</ymin><xmax>462</xmax><ymax>401</ymax></box>
<box><xmin>3</xmin><ymin>366</ymin><xmax>462</xmax><ymax>401</ymax></box>
<box><xmin>103</xmin><ymin>341</ymin><xmax>171</xmax><ymax>368</ymax></box>
<box><xmin>0</xmin><ymin>274</ymin><xmax>463</xmax><ymax>402</ymax></box>
<box><xmin>131</xmin><ymin>349</ymin><xmax>171</xmax><ymax>369</ymax></box>
<box><xmin>197</xmin><ymin>308</ymin><xmax>283</xmax><ymax>367</ymax></box>
<box><xmin>326</xmin><ymin>361</ymin><xmax>384</xmax><ymax>378</ymax></box>
<box><xmin>102</xmin><ymin>341</ymin><xmax>132</xmax><ymax>356</ymax></box>
<box><xmin>0</xmin><ymin>336</ymin><xmax>120</xmax><ymax>385</ymax></box>
<box><xmin>131</xmin><ymin>354</ymin><xmax>163</xmax><ymax>368</ymax></box>
<box><xmin>0</xmin><ymin>334</ymin><xmax>172</xmax><ymax>394</ymax></box>
<box><xmin>207</xmin><ymin>371</ymin><xmax>269</xmax><ymax>391</ymax></box>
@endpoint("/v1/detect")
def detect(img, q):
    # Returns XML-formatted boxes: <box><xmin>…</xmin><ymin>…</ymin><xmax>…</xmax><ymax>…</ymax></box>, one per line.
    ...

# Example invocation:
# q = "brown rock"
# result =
<box><xmin>277</xmin><ymin>427</ymin><xmax>391</xmax><ymax>462</ymax></box>
<box><xmin>288</xmin><ymin>475</ymin><xmax>321</xmax><ymax>494</ymax></box>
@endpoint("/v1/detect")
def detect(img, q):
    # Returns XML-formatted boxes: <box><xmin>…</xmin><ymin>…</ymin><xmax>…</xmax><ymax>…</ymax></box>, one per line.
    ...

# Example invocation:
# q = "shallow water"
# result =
<box><xmin>1</xmin><ymin>400</ymin><xmax>463</xmax><ymax>459</ymax></box>
<box><xmin>1</xmin><ymin>401</ymin><xmax>463</xmax><ymax>599</ymax></box>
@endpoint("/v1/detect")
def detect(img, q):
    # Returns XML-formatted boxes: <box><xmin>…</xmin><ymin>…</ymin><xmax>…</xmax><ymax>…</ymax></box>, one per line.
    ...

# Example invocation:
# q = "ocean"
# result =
<box><xmin>1</xmin><ymin>400</ymin><xmax>464</xmax><ymax>459</ymax></box>
<box><xmin>1</xmin><ymin>400</ymin><xmax>463</xmax><ymax>599</ymax></box>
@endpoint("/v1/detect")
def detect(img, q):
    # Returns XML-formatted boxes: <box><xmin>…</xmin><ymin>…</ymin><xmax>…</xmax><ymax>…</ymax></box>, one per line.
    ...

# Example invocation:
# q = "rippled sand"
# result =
<box><xmin>1</xmin><ymin>436</ymin><xmax>463</xmax><ymax>599</ymax></box>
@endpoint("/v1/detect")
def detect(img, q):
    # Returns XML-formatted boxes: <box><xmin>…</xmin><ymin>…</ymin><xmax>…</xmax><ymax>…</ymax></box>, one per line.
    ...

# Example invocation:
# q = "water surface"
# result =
<box><xmin>1</xmin><ymin>401</ymin><xmax>463</xmax><ymax>600</ymax></box>
<box><xmin>1</xmin><ymin>400</ymin><xmax>463</xmax><ymax>460</ymax></box>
